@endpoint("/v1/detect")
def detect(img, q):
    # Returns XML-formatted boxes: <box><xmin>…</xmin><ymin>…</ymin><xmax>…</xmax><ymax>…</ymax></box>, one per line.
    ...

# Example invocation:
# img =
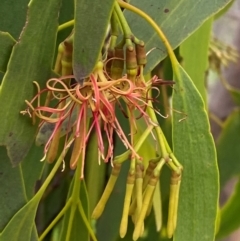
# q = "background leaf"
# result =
<box><xmin>0</xmin><ymin>194</ymin><xmax>40</xmax><ymax>241</ymax></box>
<box><xmin>216</xmin><ymin>110</ymin><xmax>240</xmax><ymax>188</ymax></box>
<box><xmin>124</xmin><ymin>0</ymin><xmax>231</xmax><ymax>73</ymax></box>
<box><xmin>216</xmin><ymin>177</ymin><xmax>240</xmax><ymax>240</ymax></box>
<box><xmin>0</xmin><ymin>32</ymin><xmax>16</xmax><ymax>73</ymax></box>
<box><xmin>172</xmin><ymin>64</ymin><xmax>218</xmax><ymax>241</ymax></box>
<box><xmin>73</xmin><ymin>0</ymin><xmax>114</xmax><ymax>82</ymax></box>
<box><xmin>180</xmin><ymin>18</ymin><xmax>213</xmax><ymax>104</ymax></box>
<box><xmin>0</xmin><ymin>0</ymin><xmax>29</xmax><ymax>39</ymax></box>
<box><xmin>85</xmin><ymin>131</ymin><xmax>106</xmax><ymax>214</ymax></box>
<box><xmin>59</xmin><ymin>180</ymin><xmax>90</xmax><ymax>241</ymax></box>
<box><xmin>0</xmin><ymin>147</ymin><xmax>27</xmax><ymax>231</ymax></box>
<box><xmin>96</xmin><ymin>110</ymin><xmax>130</xmax><ymax>241</ymax></box>
<box><xmin>0</xmin><ymin>0</ymin><xmax>61</xmax><ymax>165</ymax></box>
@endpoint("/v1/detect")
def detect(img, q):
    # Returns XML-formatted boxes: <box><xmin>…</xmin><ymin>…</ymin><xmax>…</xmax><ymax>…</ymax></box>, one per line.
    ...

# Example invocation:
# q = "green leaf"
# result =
<box><xmin>85</xmin><ymin>131</ymin><xmax>107</xmax><ymax>214</ymax></box>
<box><xmin>0</xmin><ymin>137</ymin><xmax>44</xmax><ymax>237</ymax></box>
<box><xmin>55</xmin><ymin>0</ymin><xmax>74</xmax><ymax>55</ymax></box>
<box><xmin>0</xmin><ymin>147</ymin><xmax>27</xmax><ymax>231</ymax></box>
<box><xmin>220</xmin><ymin>79</ymin><xmax>240</xmax><ymax>106</ymax></box>
<box><xmin>216</xmin><ymin>110</ymin><xmax>240</xmax><ymax>188</ymax></box>
<box><xmin>0</xmin><ymin>195</ymin><xmax>40</xmax><ymax>241</ymax></box>
<box><xmin>0</xmin><ymin>0</ymin><xmax>29</xmax><ymax>39</ymax></box>
<box><xmin>0</xmin><ymin>0</ymin><xmax>61</xmax><ymax>165</ymax></box>
<box><xmin>59</xmin><ymin>180</ymin><xmax>90</xmax><ymax>241</ymax></box>
<box><xmin>96</xmin><ymin>161</ymin><xmax>129</xmax><ymax>241</ymax></box>
<box><xmin>21</xmin><ymin>144</ymin><xmax>45</xmax><ymax>200</ymax></box>
<box><xmin>214</xmin><ymin>0</ymin><xmax>234</xmax><ymax>19</ymax></box>
<box><xmin>96</xmin><ymin>109</ymin><xmax>130</xmax><ymax>241</ymax></box>
<box><xmin>216</xmin><ymin>177</ymin><xmax>240</xmax><ymax>239</ymax></box>
<box><xmin>0</xmin><ymin>32</ymin><xmax>16</xmax><ymax>73</ymax></box>
<box><xmin>73</xmin><ymin>0</ymin><xmax>114</xmax><ymax>83</ymax></box>
<box><xmin>0</xmin><ymin>145</ymin><xmax>45</xmax><ymax>240</ymax></box>
<box><xmin>180</xmin><ymin>18</ymin><xmax>213</xmax><ymax>104</ymax></box>
<box><xmin>125</xmin><ymin>0</ymin><xmax>231</xmax><ymax>73</ymax></box>
<box><xmin>172</xmin><ymin>64</ymin><xmax>219</xmax><ymax>241</ymax></box>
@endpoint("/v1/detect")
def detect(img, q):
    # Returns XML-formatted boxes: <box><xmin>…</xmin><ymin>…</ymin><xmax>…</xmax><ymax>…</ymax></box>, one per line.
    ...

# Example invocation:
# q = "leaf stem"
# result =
<box><xmin>39</xmin><ymin>198</ymin><xmax>72</xmax><ymax>241</ymax></box>
<box><xmin>114</xmin><ymin>124</ymin><xmax>154</xmax><ymax>164</ymax></box>
<box><xmin>117</xmin><ymin>0</ymin><xmax>180</xmax><ymax>76</ymax></box>
<box><xmin>114</xmin><ymin>2</ymin><xmax>132</xmax><ymax>40</ymax></box>
<box><xmin>35</xmin><ymin>136</ymin><xmax>74</xmax><ymax>198</ymax></box>
<box><xmin>78</xmin><ymin>201</ymin><xmax>98</xmax><ymax>241</ymax></box>
<box><xmin>58</xmin><ymin>20</ymin><xmax>74</xmax><ymax>31</ymax></box>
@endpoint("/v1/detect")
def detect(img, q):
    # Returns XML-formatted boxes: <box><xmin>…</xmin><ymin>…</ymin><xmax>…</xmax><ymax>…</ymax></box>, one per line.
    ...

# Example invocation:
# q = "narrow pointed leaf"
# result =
<box><xmin>21</xmin><ymin>144</ymin><xmax>45</xmax><ymax>200</ymax></box>
<box><xmin>216</xmin><ymin>177</ymin><xmax>240</xmax><ymax>239</ymax></box>
<box><xmin>0</xmin><ymin>0</ymin><xmax>29</xmax><ymax>39</ymax></box>
<box><xmin>221</xmin><ymin>83</ymin><xmax>240</xmax><ymax>106</ymax></box>
<box><xmin>125</xmin><ymin>0</ymin><xmax>231</xmax><ymax>73</ymax></box>
<box><xmin>216</xmin><ymin>110</ymin><xmax>240</xmax><ymax>188</ymax></box>
<box><xmin>73</xmin><ymin>0</ymin><xmax>114</xmax><ymax>83</ymax></box>
<box><xmin>0</xmin><ymin>196</ymin><xmax>40</xmax><ymax>241</ymax></box>
<box><xmin>0</xmin><ymin>0</ymin><xmax>61</xmax><ymax>165</ymax></box>
<box><xmin>85</xmin><ymin>131</ymin><xmax>106</xmax><ymax>213</ymax></box>
<box><xmin>0</xmin><ymin>147</ymin><xmax>27</xmax><ymax>231</ymax></box>
<box><xmin>96</xmin><ymin>111</ymin><xmax>130</xmax><ymax>241</ymax></box>
<box><xmin>59</xmin><ymin>180</ymin><xmax>90</xmax><ymax>241</ymax></box>
<box><xmin>172</xmin><ymin>64</ymin><xmax>218</xmax><ymax>241</ymax></box>
<box><xmin>0</xmin><ymin>140</ymin><xmax>43</xmax><ymax>236</ymax></box>
<box><xmin>0</xmin><ymin>32</ymin><xmax>16</xmax><ymax>73</ymax></box>
<box><xmin>180</xmin><ymin>18</ymin><xmax>212</xmax><ymax>105</ymax></box>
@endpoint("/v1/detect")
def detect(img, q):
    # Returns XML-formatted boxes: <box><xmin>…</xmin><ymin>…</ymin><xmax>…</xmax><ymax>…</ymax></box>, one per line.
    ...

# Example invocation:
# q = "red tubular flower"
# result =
<box><xmin>22</xmin><ymin>61</ymin><xmax>172</xmax><ymax>177</ymax></box>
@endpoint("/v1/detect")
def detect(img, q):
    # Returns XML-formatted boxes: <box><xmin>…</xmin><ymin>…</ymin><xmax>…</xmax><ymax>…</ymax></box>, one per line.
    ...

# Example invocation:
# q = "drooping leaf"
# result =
<box><xmin>55</xmin><ymin>0</ymin><xmax>74</xmax><ymax>56</ymax></box>
<box><xmin>96</xmin><ymin>110</ymin><xmax>130</xmax><ymax>241</ymax></box>
<box><xmin>21</xmin><ymin>144</ymin><xmax>45</xmax><ymax>200</ymax></box>
<box><xmin>0</xmin><ymin>147</ymin><xmax>27</xmax><ymax>231</ymax></box>
<box><xmin>85</xmin><ymin>131</ymin><xmax>106</xmax><ymax>213</ymax></box>
<box><xmin>180</xmin><ymin>18</ymin><xmax>213</xmax><ymax>105</ymax></box>
<box><xmin>0</xmin><ymin>0</ymin><xmax>29</xmax><ymax>39</ymax></box>
<box><xmin>0</xmin><ymin>130</ymin><xmax>44</xmax><ymax>237</ymax></box>
<box><xmin>0</xmin><ymin>32</ymin><xmax>16</xmax><ymax>73</ymax></box>
<box><xmin>59</xmin><ymin>180</ymin><xmax>90</xmax><ymax>241</ymax></box>
<box><xmin>0</xmin><ymin>195</ymin><xmax>40</xmax><ymax>241</ymax></box>
<box><xmin>0</xmin><ymin>146</ymin><xmax>47</xmax><ymax>240</ymax></box>
<box><xmin>124</xmin><ymin>0</ymin><xmax>231</xmax><ymax>73</ymax></box>
<box><xmin>220</xmin><ymin>79</ymin><xmax>240</xmax><ymax>106</ymax></box>
<box><xmin>73</xmin><ymin>0</ymin><xmax>114</xmax><ymax>83</ymax></box>
<box><xmin>0</xmin><ymin>0</ymin><xmax>61</xmax><ymax>165</ymax></box>
<box><xmin>216</xmin><ymin>177</ymin><xmax>240</xmax><ymax>240</ymax></box>
<box><xmin>214</xmin><ymin>0</ymin><xmax>234</xmax><ymax>19</ymax></box>
<box><xmin>172</xmin><ymin>64</ymin><xmax>218</xmax><ymax>241</ymax></box>
<box><xmin>216</xmin><ymin>110</ymin><xmax>240</xmax><ymax>188</ymax></box>
<box><xmin>96</xmin><ymin>162</ymin><xmax>129</xmax><ymax>241</ymax></box>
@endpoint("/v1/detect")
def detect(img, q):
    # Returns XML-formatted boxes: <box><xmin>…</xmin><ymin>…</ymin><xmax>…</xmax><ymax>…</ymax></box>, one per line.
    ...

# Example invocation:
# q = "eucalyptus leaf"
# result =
<box><xmin>0</xmin><ymin>121</ymin><xmax>44</xmax><ymax>237</ymax></box>
<box><xmin>59</xmin><ymin>180</ymin><xmax>90</xmax><ymax>241</ymax></box>
<box><xmin>216</xmin><ymin>110</ymin><xmax>240</xmax><ymax>188</ymax></box>
<box><xmin>0</xmin><ymin>32</ymin><xmax>16</xmax><ymax>73</ymax></box>
<box><xmin>0</xmin><ymin>147</ymin><xmax>27</xmax><ymax>231</ymax></box>
<box><xmin>222</xmin><ymin>83</ymin><xmax>240</xmax><ymax>106</ymax></box>
<box><xmin>125</xmin><ymin>0</ymin><xmax>231</xmax><ymax>73</ymax></box>
<box><xmin>73</xmin><ymin>0</ymin><xmax>114</xmax><ymax>83</ymax></box>
<box><xmin>96</xmin><ymin>109</ymin><xmax>130</xmax><ymax>241</ymax></box>
<box><xmin>0</xmin><ymin>0</ymin><xmax>61</xmax><ymax>165</ymax></box>
<box><xmin>21</xmin><ymin>144</ymin><xmax>44</xmax><ymax>200</ymax></box>
<box><xmin>216</xmin><ymin>177</ymin><xmax>240</xmax><ymax>239</ymax></box>
<box><xmin>180</xmin><ymin>18</ymin><xmax>213</xmax><ymax>105</ymax></box>
<box><xmin>85</xmin><ymin>131</ymin><xmax>106</xmax><ymax>214</ymax></box>
<box><xmin>0</xmin><ymin>0</ymin><xmax>29</xmax><ymax>39</ymax></box>
<box><xmin>172</xmin><ymin>64</ymin><xmax>219</xmax><ymax>241</ymax></box>
<box><xmin>0</xmin><ymin>196</ymin><xmax>40</xmax><ymax>241</ymax></box>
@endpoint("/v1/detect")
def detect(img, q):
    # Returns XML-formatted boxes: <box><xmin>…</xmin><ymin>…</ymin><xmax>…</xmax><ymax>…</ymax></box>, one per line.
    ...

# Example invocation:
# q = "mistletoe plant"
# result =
<box><xmin>0</xmin><ymin>0</ymin><xmax>234</xmax><ymax>241</ymax></box>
